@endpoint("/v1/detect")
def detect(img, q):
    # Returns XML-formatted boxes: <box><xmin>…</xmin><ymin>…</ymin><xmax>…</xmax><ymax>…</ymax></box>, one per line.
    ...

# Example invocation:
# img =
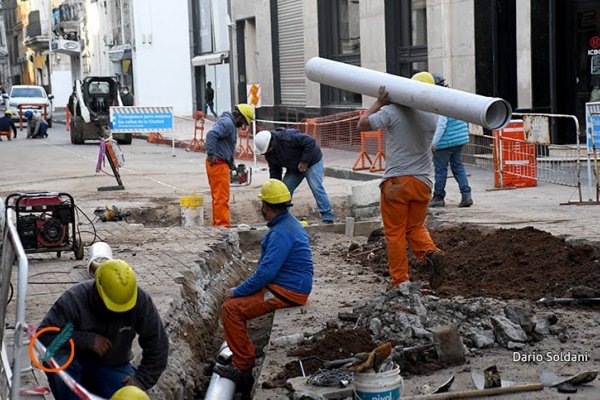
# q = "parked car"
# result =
<box><xmin>68</xmin><ymin>76</ymin><xmax>132</xmax><ymax>145</ymax></box>
<box><xmin>2</xmin><ymin>85</ymin><xmax>53</xmax><ymax>127</ymax></box>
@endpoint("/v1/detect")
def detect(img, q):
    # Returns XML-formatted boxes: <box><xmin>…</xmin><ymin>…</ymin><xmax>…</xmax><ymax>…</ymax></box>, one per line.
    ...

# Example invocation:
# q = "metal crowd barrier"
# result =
<box><xmin>0</xmin><ymin>200</ymin><xmax>31</xmax><ymax>399</ymax></box>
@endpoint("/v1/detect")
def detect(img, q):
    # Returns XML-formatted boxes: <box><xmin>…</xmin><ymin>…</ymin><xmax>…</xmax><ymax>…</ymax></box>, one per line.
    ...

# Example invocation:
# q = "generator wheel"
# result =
<box><xmin>74</xmin><ymin>239</ymin><xmax>84</xmax><ymax>260</ymax></box>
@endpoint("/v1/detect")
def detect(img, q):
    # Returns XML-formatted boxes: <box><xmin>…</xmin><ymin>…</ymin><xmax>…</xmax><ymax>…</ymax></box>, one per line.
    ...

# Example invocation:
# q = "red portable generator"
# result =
<box><xmin>5</xmin><ymin>192</ymin><xmax>84</xmax><ymax>260</ymax></box>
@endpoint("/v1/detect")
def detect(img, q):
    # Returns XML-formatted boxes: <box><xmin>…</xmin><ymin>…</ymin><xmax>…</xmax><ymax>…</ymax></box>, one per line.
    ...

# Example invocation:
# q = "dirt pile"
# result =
<box><xmin>350</xmin><ymin>226</ymin><xmax>600</xmax><ymax>300</ymax></box>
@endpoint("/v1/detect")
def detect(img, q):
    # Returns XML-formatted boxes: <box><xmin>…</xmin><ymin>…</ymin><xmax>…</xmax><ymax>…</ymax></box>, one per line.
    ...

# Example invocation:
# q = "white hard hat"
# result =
<box><xmin>255</xmin><ymin>130</ymin><xmax>272</xmax><ymax>155</ymax></box>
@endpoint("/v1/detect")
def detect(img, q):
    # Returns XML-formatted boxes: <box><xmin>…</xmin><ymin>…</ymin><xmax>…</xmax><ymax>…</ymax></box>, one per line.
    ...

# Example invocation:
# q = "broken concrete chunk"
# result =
<box><xmin>533</xmin><ymin>317</ymin><xmax>550</xmax><ymax>335</ymax></box>
<box><xmin>369</xmin><ymin>317</ymin><xmax>382</xmax><ymax>336</ymax></box>
<box><xmin>507</xmin><ymin>341</ymin><xmax>525</xmax><ymax>350</ymax></box>
<box><xmin>470</xmin><ymin>331</ymin><xmax>495</xmax><ymax>349</ymax></box>
<box><xmin>491</xmin><ymin>316</ymin><xmax>527</xmax><ymax>346</ymax></box>
<box><xmin>412</xmin><ymin>327</ymin><xmax>433</xmax><ymax>339</ymax></box>
<box><xmin>504</xmin><ymin>304</ymin><xmax>535</xmax><ymax>333</ymax></box>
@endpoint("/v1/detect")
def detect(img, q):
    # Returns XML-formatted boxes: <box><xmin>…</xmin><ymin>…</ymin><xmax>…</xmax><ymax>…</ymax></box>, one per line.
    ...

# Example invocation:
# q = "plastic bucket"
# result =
<box><xmin>86</xmin><ymin>242</ymin><xmax>113</xmax><ymax>277</ymax></box>
<box><xmin>353</xmin><ymin>366</ymin><xmax>403</xmax><ymax>400</ymax></box>
<box><xmin>180</xmin><ymin>195</ymin><xmax>205</xmax><ymax>227</ymax></box>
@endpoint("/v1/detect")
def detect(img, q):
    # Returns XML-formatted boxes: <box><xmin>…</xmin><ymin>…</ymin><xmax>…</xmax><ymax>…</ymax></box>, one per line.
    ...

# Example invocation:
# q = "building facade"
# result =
<box><xmin>228</xmin><ymin>0</ymin><xmax>600</xmax><ymax>143</ymax></box>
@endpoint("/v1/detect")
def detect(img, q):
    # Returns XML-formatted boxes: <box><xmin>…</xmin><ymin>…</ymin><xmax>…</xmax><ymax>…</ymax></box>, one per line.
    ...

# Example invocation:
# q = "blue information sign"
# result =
<box><xmin>587</xmin><ymin>114</ymin><xmax>600</xmax><ymax>152</ymax></box>
<box><xmin>110</xmin><ymin>106</ymin><xmax>174</xmax><ymax>132</ymax></box>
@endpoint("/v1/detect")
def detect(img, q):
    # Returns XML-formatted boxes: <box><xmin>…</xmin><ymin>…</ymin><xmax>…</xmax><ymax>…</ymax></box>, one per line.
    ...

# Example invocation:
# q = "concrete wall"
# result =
<box><xmin>304</xmin><ymin>0</ymin><xmax>320</xmax><ymax>108</ymax></box>
<box><xmin>131</xmin><ymin>0</ymin><xmax>193</xmax><ymax>115</ymax></box>
<box><xmin>49</xmin><ymin>58</ymin><xmax>72</xmax><ymax>108</ymax></box>
<box><xmin>427</xmin><ymin>0</ymin><xmax>476</xmax><ymax>93</ymax></box>
<box><xmin>83</xmin><ymin>1</ymin><xmax>112</xmax><ymax>76</ymax></box>
<box><xmin>516</xmin><ymin>1</ymin><xmax>532</xmax><ymax>109</ymax></box>
<box><xmin>359</xmin><ymin>0</ymin><xmax>386</xmax><ymax>108</ymax></box>
<box><xmin>230</xmin><ymin>0</ymin><xmax>273</xmax><ymax>105</ymax></box>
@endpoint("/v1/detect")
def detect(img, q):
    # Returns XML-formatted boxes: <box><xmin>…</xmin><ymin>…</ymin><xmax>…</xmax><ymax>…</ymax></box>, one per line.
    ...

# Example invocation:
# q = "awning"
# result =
<box><xmin>191</xmin><ymin>52</ymin><xmax>229</xmax><ymax>66</ymax></box>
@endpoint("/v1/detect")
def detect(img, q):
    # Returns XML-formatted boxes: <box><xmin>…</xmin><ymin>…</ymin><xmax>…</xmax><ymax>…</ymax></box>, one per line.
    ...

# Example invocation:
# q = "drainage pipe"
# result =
<box><xmin>305</xmin><ymin>57</ymin><xmax>512</xmax><ymax>130</ymax></box>
<box><xmin>204</xmin><ymin>342</ymin><xmax>236</xmax><ymax>400</ymax></box>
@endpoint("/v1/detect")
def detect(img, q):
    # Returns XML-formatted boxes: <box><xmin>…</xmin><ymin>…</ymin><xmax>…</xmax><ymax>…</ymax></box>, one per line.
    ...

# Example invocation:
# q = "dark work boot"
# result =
<box><xmin>429</xmin><ymin>195</ymin><xmax>445</xmax><ymax>208</ymax></box>
<box><xmin>426</xmin><ymin>251</ymin><xmax>446</xmax><ymax>290</ymax></box>
<box><xmin>459</xmin><ymin>195</ymin><xmax>473</xmax><ymax>208</ymax></box>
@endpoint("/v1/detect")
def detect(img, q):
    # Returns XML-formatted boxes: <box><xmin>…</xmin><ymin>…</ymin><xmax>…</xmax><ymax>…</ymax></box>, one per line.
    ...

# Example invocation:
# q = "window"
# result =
<box><xmin>192</xmin><ymin>0</ymin><xmax>214</xmax><ymax>54</ymax></box>
<box><xmin>386</xmin><ymin>0</ymin><xmax>428</xmax><ymax>77</ymax></box>
<box><xmin>11</xmin><ymin>88</ymin><xmax>45</xmax><ymax>98</ymax></box>
<box><xmin>318</xmin><ymin>0</ymin><xmax>361</xmax><ymax>106</ymax></box>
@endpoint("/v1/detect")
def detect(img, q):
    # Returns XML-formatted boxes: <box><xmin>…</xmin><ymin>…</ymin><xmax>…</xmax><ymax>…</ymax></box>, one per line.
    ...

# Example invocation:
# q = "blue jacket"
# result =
<box><xmin>205</xmin><ymin>111</ymin><xmax>237</xmax><ymax>168</ymax></box>
<box><xmin>0</xmin><ymin>116</ymin><xmax>16</xmax><ymax>135</ymax></box>
<box><xmin>265</xmin><ymin>128</ymin><xmax>322</xmax><ymax>180</ymax></box>
<box><xmin>432</xmin><ymin>116</ymin><xmax>469</xmax><ymax>150</ymax></box>
<box><xmin>234</xmin><ymin>210</ymin><xmax>313</xmax><ymax>297</ymax></box>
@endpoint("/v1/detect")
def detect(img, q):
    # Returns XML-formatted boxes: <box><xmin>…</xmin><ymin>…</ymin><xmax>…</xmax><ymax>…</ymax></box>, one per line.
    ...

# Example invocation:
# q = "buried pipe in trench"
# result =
<box><xmin>204</xmin><ymin>342</ymin><xmax>236</xmax><ymax>400</ymax></box>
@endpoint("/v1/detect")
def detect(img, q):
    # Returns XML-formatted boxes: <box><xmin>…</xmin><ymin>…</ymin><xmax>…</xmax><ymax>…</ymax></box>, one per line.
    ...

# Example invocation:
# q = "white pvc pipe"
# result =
<box><xmin>305</xmin><ymin>57</ymin><xmax>512</xmax><ymax>130</ymax></box>
<box><xmin>204</xmin><ymin>342</ymin><xmax>236</xmax><ymax>400</ymax></box>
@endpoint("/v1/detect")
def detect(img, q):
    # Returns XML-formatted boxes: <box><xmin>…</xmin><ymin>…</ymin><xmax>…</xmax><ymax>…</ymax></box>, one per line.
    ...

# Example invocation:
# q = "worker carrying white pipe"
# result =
<box><xmin>37</xmin><ymin>259</ymin><xmax>168</xmax><ymax>399</ymax></box>
<box><xmin>357</xmin><ymin>72</ymin><xmax>446</xmax><ymax>290</ymax></box>
<box><xmin>217</xmin><ymin>179</ymin><xmax>313</xmax><ymax>390</ymax></box>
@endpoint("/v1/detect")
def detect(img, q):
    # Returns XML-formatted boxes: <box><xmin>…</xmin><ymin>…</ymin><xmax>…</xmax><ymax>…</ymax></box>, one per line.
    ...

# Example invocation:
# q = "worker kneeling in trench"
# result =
<box><xmin>218</xmin><ymin>179</ymin><xmax>314</xmax><ymax>387</ymax></box>
<box><xmin>37</xmin><ymin>259</ymin><xmax>168</xmax><ymax>399</ymax></box>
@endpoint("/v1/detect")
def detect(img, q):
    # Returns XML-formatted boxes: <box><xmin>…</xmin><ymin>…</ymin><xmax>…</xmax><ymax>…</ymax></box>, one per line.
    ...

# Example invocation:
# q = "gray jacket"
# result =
<box><xmin>38</xmin><ymin>280</ymin><xmax>168</xmax><ymax>390</ymax></box>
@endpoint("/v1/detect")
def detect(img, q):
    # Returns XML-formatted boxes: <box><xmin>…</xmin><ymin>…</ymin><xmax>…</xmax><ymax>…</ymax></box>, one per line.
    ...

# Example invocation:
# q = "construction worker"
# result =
<box><xmin>429</xmin><ymin>73</ymin><xmax>473</xmax><ymax>208</ymax></box>
<box><xmin>24</xmin><ymin>110</ymin><xmax>48</xmax><ymax>139</ymax></box>
<box><xmin>357</xmin><ymin>72</ymin><xmax>446</xmax><ymax>289</ymax></box>
<box><xmin>217</xmin><ymin>179</ymin><xmax>313</xmax><ymax>387</ymax></box>
<box><xmin>111</xmin><ymin>386</ymin><xmax>150</xmax><ymax>400</ymax></box>
<box><xmin>0</xmin><ymin>110</ymin><xmax>17</xmax><ymax>140</ymax></box>
<box><xmin>254</xmin><ymin>128</ymin><xmax>335</xmax><ymax>223</ymax></box>
<box><xmin>38</xmin><ymin>259</ymin><xmax>168</xmax><ymax>400</ymax></box>
<box><xmin>205</xmin><ymin>103</ymin><xmax>255</xmax><ymax>227</ymax></box>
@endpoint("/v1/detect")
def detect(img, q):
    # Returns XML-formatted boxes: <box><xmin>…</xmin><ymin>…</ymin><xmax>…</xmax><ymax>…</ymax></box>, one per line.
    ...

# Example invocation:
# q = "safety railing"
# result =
<box><xmin>463</xmin><ymin>113</ymin><xmax>589</xmax><ymax>201</ymax></box>
<box><xmin>0</xmin><ymin>201</ymin><xmax>31</xmax><ymax>399</ymax></box>
<box><xmin>0</xmin><ymin>200</ymin><xmax>105</xmax><ymax>399</ymax></box>
<box><xmin>17</xmin><ymin>104</ymin><xmax>48</xmax><ymax>131</ymax></box>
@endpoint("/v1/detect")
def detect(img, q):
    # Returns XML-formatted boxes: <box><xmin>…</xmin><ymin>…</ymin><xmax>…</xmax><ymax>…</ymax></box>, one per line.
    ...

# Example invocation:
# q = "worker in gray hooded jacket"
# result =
<box><xmin>38</xmin><ymin>260</ymin><xmax>168</xmax><ymax>399</ymax></box>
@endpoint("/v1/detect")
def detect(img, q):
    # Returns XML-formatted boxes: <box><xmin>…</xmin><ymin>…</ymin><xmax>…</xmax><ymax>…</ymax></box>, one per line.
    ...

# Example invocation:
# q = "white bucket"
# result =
<box><xmin>353</xmin><ymin>366</ymin><xmax>404</xmax><ymax>400</ymax></box>
<box><xmin>86</xmin><ymin>242</ymin><xmax>113</xmax><ymax>278</ymax></box>
<box><xmin>180</xmin><ymin>195</ymin><xmax>205</xmax><ymax>227</ymax></box>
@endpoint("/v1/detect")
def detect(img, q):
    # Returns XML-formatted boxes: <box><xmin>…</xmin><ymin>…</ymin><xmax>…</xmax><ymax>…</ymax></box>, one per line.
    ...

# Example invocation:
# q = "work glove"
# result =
<box><xmin>346</xmin><ymin>342</ymin><xmax>392</xmax><ymax>373</ymax></box>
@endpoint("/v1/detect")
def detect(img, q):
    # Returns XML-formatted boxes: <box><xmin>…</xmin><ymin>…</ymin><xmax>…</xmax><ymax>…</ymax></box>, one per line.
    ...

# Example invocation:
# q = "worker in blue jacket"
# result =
<box><xmin>429</xmin><ymin>74</ymin><xmax>473</xmax><ymax>208</ymax></box>
<box><xmin>254</xmin><ymin>128</ymin><xmax>334</xmax><ymax>223</ymax></box>
<box><xmin>217</xmin><ymin>179</ymin><xmax>313</xmax><ymax>386</ymax></box>
<box><xmin>204</xmin><ymin>103</ymin><xmax>255</xmax><ymax>227</ymax></box>
<box><xmin>0</xmin><ymin>110</ymin><xmax>17</xmax><ymax>140</ymax></box>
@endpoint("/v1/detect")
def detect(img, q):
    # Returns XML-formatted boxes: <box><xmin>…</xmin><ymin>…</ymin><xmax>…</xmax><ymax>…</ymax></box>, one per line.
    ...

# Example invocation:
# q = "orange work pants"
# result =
<box><xmin>222</xmin><ymin>287</ymin><xmax>307</xmax><ymax>372</ymax></box>
<box><xmin>380</xmin><ymin>176</ymin><xmax>438</xmax><ymax>286</ymax></box>
<box><xmin>206</xmin><ymin>160</ymin><xmax>230</xmax><ymax>227</ymax></box>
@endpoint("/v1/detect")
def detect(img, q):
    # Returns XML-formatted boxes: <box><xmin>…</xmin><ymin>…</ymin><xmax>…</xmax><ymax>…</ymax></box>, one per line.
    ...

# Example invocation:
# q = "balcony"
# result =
<box><xmin>24</xmin><ymin>11</ymin><xmax>49</xmax><ymax>52</ymax></box>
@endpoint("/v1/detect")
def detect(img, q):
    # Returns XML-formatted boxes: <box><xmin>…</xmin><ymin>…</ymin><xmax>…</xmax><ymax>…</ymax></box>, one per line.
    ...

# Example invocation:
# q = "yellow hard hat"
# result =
<box><xmin>95</xmin><ymin>259</ymin><xmax>138</xmax><ymax>312</ymax></box>
<box><xmin>411</xmin><ymin>71</ymin><xmax>435</xmax><ymax>85</ymax></box>
<box><xmin>4</xmin><ymin>110</ymin><xmax>13</xmax><ymax>116</ymax></box>
<box><xmin>258</xmin><ymin>179</ymin><xmax>291</xmax><ymax>205</ymax></box>
<box><xmin>110</xmin><ymin>386</ymin><xmax>149</xmax><ymax>400</ymax></box>
<box><xmin>235</xmin><ymin>103</ymin><xmax>255</xmax><ymax>125</ymax></box>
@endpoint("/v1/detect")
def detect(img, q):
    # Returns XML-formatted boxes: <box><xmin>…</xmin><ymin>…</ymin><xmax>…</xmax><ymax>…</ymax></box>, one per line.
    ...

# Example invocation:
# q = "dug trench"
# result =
<box><xmin>54</xmin><ymin>198</ymin><xmax>600</xmax><ymax>398</ymax></box>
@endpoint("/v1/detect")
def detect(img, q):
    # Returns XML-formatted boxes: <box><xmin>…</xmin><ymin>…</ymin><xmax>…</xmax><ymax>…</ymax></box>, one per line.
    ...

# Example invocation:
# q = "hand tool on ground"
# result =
<box><xmin>471</xmin><ymin>369</ymin><xmax>514</xmax><ymax>390</ymax></box>
<box><xmin>538</xmin><ymin>367</ymin><xmax>598</xmax><ymax>387</ymax></box>
<box><xmin>392</xmin><ymin>326</ymin><xmax>465</xmax><ymax>367</ymax></box>
<box><xmin>401</xmin><ymin>383</ymin><xmax>544</xmax><ymax>400</ymax></box>
<box><xmin>346</xmin><ymin>342</ymin><xmax>392</xmax><ymax>373</ymax></box>
<box><xmin>537</xmin><ymin>296</ymin><xmax>600</xmax><ymax>306</ymax></box>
